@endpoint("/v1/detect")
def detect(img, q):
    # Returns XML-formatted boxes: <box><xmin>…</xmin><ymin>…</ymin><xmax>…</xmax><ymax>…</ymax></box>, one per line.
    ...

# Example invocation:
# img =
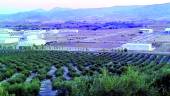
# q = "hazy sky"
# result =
<box><xmin>0</xmin><ymin>0</ymin><xmax>170</xmax><ymax>14</ymax></box>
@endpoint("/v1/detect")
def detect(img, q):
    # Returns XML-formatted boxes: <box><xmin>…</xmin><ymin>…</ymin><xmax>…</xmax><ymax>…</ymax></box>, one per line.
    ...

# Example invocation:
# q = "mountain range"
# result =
<box><xmin>0</xmin><ymin>3</ymin><xmax>170</xmax><ymax>23</ymax></box>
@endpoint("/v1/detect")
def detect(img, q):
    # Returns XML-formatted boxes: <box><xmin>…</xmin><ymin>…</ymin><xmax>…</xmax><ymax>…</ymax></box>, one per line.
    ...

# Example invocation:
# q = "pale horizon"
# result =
<box><xmin>0</xmin><ymin>0</ymin><xmax>170</xmax><ymax>14</ymax></box>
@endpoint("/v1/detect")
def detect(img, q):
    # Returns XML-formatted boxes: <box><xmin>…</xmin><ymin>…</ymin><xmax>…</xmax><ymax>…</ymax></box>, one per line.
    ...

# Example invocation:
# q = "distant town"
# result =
<box><xmin>1</xmin><ymin>25</ymin><xmax>170</xmax><ymax>52</ymax></box>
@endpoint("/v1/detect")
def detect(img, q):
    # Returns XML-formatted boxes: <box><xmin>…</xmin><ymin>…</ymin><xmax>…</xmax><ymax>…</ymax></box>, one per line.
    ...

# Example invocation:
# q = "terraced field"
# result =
<box><xmin>0</xmin><ymin>50</ymin><xmax>170</xmax><ymax>96</ymax></box>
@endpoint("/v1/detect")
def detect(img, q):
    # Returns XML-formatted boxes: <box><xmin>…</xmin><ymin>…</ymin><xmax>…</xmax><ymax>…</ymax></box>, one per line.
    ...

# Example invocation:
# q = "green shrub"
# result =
<box><xmin>8</xmin><ymin>73</ymin><xmax>26</xmax><ymax>84</ymax></box>
<box><xmin>152</xmin><ymin>65</ymin><xmax>170</xmax><ymax>96</ymax></box>
<box><xmin>0</xmin><ymin>85</ymin><xmax>13</xmax><ymax>96</ymax></box>
<box><xmin>7</xmin><ymin>79</ymin><xmax>40</xmax><ymax>96</ymax></box>
<box><xmin>52</xmin><ymin>67</ymin><xmax>157</xmax><ymax>96</ymax></box>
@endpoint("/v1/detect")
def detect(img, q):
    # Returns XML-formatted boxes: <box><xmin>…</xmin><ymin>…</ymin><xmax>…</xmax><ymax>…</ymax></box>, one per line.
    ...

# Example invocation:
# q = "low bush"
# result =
<box><xmin>52</xmin><ymin>67</ymin><xmax>157</xmax><ymax>96</ymax></box>
<box><xmin>0</xmin><ymin>85</ymin><xmax>13</xmax><ymax>96</ymax></box>
<box><xmin>152</xmin><ymin>65</ymin><xmax>170</xmax><ymax>96</ymax></box>
<box><xmin>7</xmin><ymin>79</ymin><xmax>40</xmax><ymax>96</ymax></box>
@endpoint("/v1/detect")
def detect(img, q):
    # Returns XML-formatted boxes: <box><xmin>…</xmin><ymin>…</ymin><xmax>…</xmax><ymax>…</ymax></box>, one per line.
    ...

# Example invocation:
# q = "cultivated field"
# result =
<box><xmin>45</xmin><ymin>28</ymin><xmax>141</xmax><ymax>49</ymax></box>
<box><xmin>1</xmin><ymin>50</ymin><xmax>170</xmax><ymax>96</ymax></box>
<box><xmin>44</xmin><ymin>22</ymin><xmax>170</xmax><ymax>52</ymax></box>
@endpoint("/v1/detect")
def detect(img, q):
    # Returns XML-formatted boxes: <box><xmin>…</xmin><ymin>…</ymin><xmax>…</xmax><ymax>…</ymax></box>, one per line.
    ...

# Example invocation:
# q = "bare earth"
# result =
<box><xmin>45</xmin><ymin>28</ymin><xmax>141</xmax><ymax>49</ymax></box>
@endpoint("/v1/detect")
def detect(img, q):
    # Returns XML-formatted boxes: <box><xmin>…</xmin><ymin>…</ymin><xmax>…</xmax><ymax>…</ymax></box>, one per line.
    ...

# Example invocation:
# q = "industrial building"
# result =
<box><xmin>59</xmin><ymin>29</ymin><xmax>79</xmax><ymax>33</ymax></box>
<box><xmin>0</xmin><ymin>29</ymin><xmax>19</xmax><ymax>49</ymax></box>
<box><xmin>17</xmin><ymin>40</ymin><xmax>46</xmax><ymax>47</ymax></box>
<box><xmin>164</xmin><ymin>28</ymin><xmax>170</xmax><ymax>34</ymax></box>
<box><xmin>0</xmin><ymin>29</ymin><xmax>19</xmax><ymax>44</ymax></box>
<box><xmin>17</xmin><ymin>34</ymin><xmax>46</xmax><ymax>47</ymax></box>
<box><xmin>139</xmin><ymin>29</ymin><xmax>153</xmax><ymax>34</ymax></box>
<box><xmin>47</xmin><ymin>29</ymin><xmax>78</xmax><ymax>34</ymax></box>
<box><xmin>23</xmin><ymin>30</ymin><xmax>46</xmax><ymax>39</ymax></box>
<box><xmin>0</xmin><ymin>29</ymin><xmax>47</xmax><ymax>49</ymax></box>
<box><xmin>122</xmin><ymin>43</ymin><xmax>155</xmax><ymax>51</ymax></box>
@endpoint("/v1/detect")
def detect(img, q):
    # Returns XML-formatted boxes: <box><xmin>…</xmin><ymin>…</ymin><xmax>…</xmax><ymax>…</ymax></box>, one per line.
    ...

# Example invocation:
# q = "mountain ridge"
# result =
<box><xmin>1</xmin><ymin>3</ymin><xmax>170</xmax><ymax>22</ymax></box>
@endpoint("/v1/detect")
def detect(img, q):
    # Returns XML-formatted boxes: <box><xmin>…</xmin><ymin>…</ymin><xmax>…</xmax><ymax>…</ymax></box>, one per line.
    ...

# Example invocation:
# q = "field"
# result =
<box><xmin>45</xmin><ymin>28</ymin><xmax>141</xmax><ymax>49</ymax></box>
<box><xmin>6</xmin><ymin>21</ymin><xmax>170</xmax><ymax>52</ymax></box>
<box><xmin>44</xmin><ymin>22</ymin><xmax>170</xmax><ymax>52</ymax></box>
<box><xmin>1</xmin><ymin>50</ymin><xmax>170</xmax><ymax>96</ymax></box>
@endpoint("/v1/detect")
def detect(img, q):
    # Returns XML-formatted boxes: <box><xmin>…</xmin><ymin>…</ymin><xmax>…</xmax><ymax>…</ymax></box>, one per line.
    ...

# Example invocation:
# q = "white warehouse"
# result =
<box><xmin>59</xmin><ymin>29</ymin><xmax>79</xmax><ymax>33</ymax></box>
<box><xmin>17</xmin><ymin>31</ymin><xmax>47</xmax><ymax>48</ymax></box>
<box><xmin>0</xmin><ymin>30</ymin><xmax>19</xmax><ymax>44</ymax></box>
<box><xmin>17</xmin><ymin>40</ymin><xmax>46</xmax><ymax>47</ymax></box>
<box><xmin>139</xmin><ymin>29</ymin><xmax>153</xmax><ymax>34</ymax></box>
<box><xmin>122</xmin><ymin>43</ymin><xmax>155</xmax><ymax>51</ymax></box>
<box><xmin>165</xmin><ymin>28</ymin><xmax>170</xmax><ymax>33</ymax></box>
<box><xmin>17</xmin><ymin>35</ymin><xmax>46</xmax><ymax>47</ymax></box>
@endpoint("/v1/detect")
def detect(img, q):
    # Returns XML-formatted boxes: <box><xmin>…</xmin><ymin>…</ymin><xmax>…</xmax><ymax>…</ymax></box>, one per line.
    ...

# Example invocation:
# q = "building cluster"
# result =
<box><xmin>122</xmin><ymin>28</ymin><xmax>170</xmax><ymax>51</ymax></box>
<box><xmin>0</xmin><ymin>29</ymin><xmax>19</xmax><ymax>44</ymax></box>
<box><xmin>0</xmin><ymin>27</ymin><xmax>169</xmax><ymax>51</ymax></box>
<box><xmin>0</xmin><ymin>29</ymin><xmax>46</xmax><ymax>49</ymax></box>
<box><xmin>0</xmin><ymin>28</ymin><xmax>79</xmax><ymax>49</ymax></box>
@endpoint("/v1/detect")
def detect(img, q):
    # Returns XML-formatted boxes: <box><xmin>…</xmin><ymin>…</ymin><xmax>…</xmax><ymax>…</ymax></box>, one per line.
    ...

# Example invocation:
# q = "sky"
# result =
<box><xmin>0</xmin><ymin>0</ymin><xmax>170</xmax><ymax>14</ymax></box>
